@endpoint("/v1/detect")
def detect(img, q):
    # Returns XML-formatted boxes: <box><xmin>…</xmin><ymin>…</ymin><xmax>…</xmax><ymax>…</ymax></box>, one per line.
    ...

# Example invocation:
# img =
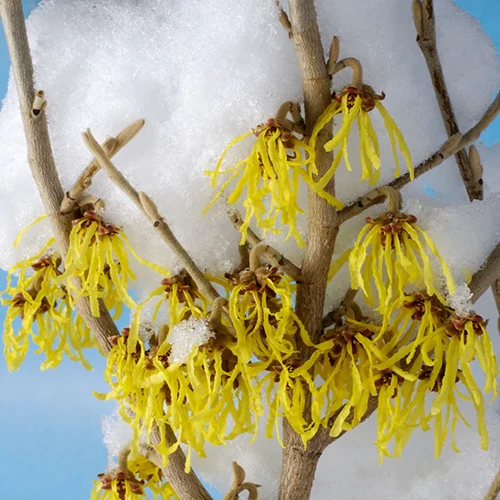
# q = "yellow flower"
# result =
<box><xmin>346</xmin><ymin>211</ymin><xmax>455</xmax><ymax>320</ymax></box>
<box><xmin>128</xmin><ymin>455</ymin><xmax>179</xmax><ymax>499</ymax></box>
<box><xmin>60</xmin><ymin>211</ymin><xmax>137</xmax><ymax>317</ymax></box>
<box><xmin>2</xmin><ymin>240</ymin><xmax>94</xmax><ymax>371</ymax></box>
<box><xmin>310</xmin><ymin>84</ymin><xmax>413</xmax><ymax>188</ymax></box>
<box><xmin>96</xmin><ymin>320</ymin><xmax>260</xmax><ymax>472</ymax></box>
<box><xmin>204</xmin><ymin>118</ymin><xmax>336</xmax><ymax>247</ymax></box>
<box><xmin>370</xmin><ymin>297</ymin><xmax>497</xmax><ymax>460</ymax></box>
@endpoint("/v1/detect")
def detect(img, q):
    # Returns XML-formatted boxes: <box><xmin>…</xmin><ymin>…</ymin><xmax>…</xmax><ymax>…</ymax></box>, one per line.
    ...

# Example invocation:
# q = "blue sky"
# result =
<box><xmin>0</xmin><ymin>1</ymin><xmax>498</xmax><ymax>499</ymax></box>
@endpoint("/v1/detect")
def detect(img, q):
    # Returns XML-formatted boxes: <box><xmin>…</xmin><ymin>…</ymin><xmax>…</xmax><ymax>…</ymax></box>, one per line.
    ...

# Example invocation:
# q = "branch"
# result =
<box><xmin>469</xmin><ymin>241</ymin><xmax>500</xmax><ymax>304</ymax></box>
<box><xmin>338</xmin><ymin>91</ymin><xmax>500</xmax><ymax>224</ymax></box>
<box><xmin>60</xmin><ymin>119</ymin><xmax>145</xmax><ymax>214</ymax></box>
<box><xmin>149</xmin><ymin>426</ymin><xmax>214</xmax><ymax>500</ymax></box>
<box><xmin>413</xmin><ymin>0</ymin><xmax>483</xmax><ymax>201</ymax></box>
<box><xmin>279</xmin><ymin>0</ymin><xmax>339</xmax><ymax>498</ymax></box>
<box><xmin>0</xmin><ymin>0</ymin><xmax>118</xmax><ymax>354</ymax></box>
<box><xmin>492</xmin><ymin>280</ymin><xmax>500</xmax><ymax>334</ymax></box>
<box><xmin>82</xmin><ymin>129</ymin><xmax>221</xmax><ymax>305</ymax></box>
<box><xmin>228</xmin><ymin>209</ymin><xmax>302</xmax><ymax>282</ymax></box>
<box><xmin>485</xmin><ymin>469</ymin><xmax>500</xmax><ymax>500</ymax></box>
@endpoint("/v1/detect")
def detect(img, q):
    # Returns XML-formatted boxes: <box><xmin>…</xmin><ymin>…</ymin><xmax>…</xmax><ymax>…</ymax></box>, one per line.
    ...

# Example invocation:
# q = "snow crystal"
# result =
<box><xmin>168</xmin><ymin>317</ymin><xmax>214</xmax><ymax>364</ymax></box>
<box><xmin>101</xmin><ymin>408</ymin><xmax>133</xmax><ymax>469</ymax></box>
<box><xmin>448</xmin><ymin>282</ymin><xmax>475</xmax><ymax>316</ymax></box>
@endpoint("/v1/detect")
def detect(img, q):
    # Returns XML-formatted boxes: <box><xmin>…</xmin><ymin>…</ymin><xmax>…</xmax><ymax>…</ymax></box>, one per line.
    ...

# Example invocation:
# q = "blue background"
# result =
<box><xmin>0</xmin><ymin>1</ymin><xmax>498</xmax><ymax>499</ymax></box>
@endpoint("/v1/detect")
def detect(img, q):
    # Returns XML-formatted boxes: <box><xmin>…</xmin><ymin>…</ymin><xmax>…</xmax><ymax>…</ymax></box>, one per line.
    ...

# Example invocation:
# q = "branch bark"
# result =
<box><xmin>469</xmin><ymin>241</ymin><xmax>500</xmax><ymax>304</ymax></box>
<box><xmin>0</xmin><ymin>3</ymin><xmax>213</xmax><ymax>498</ymax></box>
<box><xmin>279</xmin><ymin>1</ymin><xmax>339</xmax><ymax>498</ymax></box>
<box><xmin>338</xmin><ymin>91</ymin><xmax>500</xmax><ymax>224</ymax></box>
<box><xmin>414</xmin><ymin>0</ymin><xmax>483</xmax><ymax>201</ymax></box>
<box><xmin>485</xmin><ymin>468</ymin><xmax>500</xmax><ymax>500</ymax></box>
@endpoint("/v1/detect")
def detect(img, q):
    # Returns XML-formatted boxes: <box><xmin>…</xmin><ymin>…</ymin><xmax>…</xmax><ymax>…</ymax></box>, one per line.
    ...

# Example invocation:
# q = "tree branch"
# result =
<box><xmin>413</xmin><ymin>0</ymin><xmax>483</xmax><ymax>201</ymax></box>
<box><xmin>469</xmin><ymin>241</ymin><xmax>500</xmax><ymax>304</ymax></box>
<box><xmin>82</xmin><ymin>129</ymin><xmax>221</xmax><ymax>305</ymax></box>
<box><xmin>149</xmin><ymin>426</ymin><xmax>214</xmax><ymax>500</ymax></box>
<box><xmin>485</xmin><ymin>468</ymin><xmax>500</xmax><ymax>500</ymax></box>
<box><xmin>60</xmin><ymin>119</ymin><xmax>145</xmax><ymax>214</ymax></box>
<box><xmin>338</xmin><ymin>91</ymin><xmax>500</xmax><ymax>224</ymax></box>
<box><xmin>279</xmin><ymin>0</ymin><xmax>339</xmax><ymax>498</ymax></box>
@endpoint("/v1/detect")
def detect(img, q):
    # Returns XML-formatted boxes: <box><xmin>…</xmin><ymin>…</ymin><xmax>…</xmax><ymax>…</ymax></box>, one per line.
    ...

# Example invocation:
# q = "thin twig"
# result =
<box><xmin>414</xmin><ymin>0</ymin><xmax>482</xmax><ymax>201</ymax></box>
<box><xmin>485</xmin><ymin>468</ymin><xmax>500</xmax><ymax>500</ymax></box>
<box><xmin>469</xmin><ymin>241</ymin><xmax>500</xmax><ymax>304</ymax></box>
<box><xmin>82</xmin><ymin>129</ymin><xmax>221</xmax><ymax>305</ymax></box>
<box><xmin>338</xmin><ymin>91</ymin><xmax>500</xmax><ymax>224</ymax></box>
<box><xmin>228</xmin><ymin>209</ymin><xmax>302</xmax><ymax>282</ymax></box>
<box><xmin>322</xmin><ymin>288</ymin><xmax>358</xmax><ymax>330</ymax></box>
<box><xmin>60</xmin><ymin>119</ymin><xmax>145</xmax><ymax>214</ymax></box>
<box><xmin>149</xmin><ymin>425</ymin><xmax>214</xmax><ymax>500</ymax></box>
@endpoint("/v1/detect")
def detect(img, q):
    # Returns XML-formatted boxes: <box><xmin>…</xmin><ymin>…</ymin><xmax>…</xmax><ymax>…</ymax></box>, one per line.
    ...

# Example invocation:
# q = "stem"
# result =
<box><xmin>149</xmin><ymin>426</ymin><xmax>214</xmax><ymax>500</ymax></box>
<box><xmin>415</xmin><ymin>0</ymin><xmax>482</xmax><ymax>201</ymax></box>
<box><xmin>485</xmin><ymin>468</ymin><xmax>500</xmax><ymax>500</ymax></box>
<box><xmin>280</xmin><ymin>0</ymin><xmax>338</xmax><ymax>498</ymax></box>
<box><xmin>331</xmin><ymin>57</ymin><xmax>363</xmax><ymax>89</ymax></box>
<box><xmin>469</xmin><ymin>241</ymin><xmax>500</xmax><ymax>303</ymax></box>
<box><xmin>229</xmin><ymin>209</ymin><xmax>302</xmax><ymax>281</ymax></box>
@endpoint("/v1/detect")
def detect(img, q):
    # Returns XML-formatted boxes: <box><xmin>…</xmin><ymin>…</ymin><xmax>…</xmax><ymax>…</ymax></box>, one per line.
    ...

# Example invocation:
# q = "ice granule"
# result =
<box><xmin>168</xmin><ymin>317</ymin><xmax>214</xmax><ymax>364</ymax></box>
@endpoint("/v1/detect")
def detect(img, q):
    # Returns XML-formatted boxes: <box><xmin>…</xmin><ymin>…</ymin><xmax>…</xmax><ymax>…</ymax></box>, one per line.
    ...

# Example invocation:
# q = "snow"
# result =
<box><xmin>168</xmin><ymin>318</ymin><xmax>214</xmax><ymax>364</ymax></box>
<box><xmin>1</xmin><ymin>0</ymin><xmax>499</xmax><ymax>498</ymax></box>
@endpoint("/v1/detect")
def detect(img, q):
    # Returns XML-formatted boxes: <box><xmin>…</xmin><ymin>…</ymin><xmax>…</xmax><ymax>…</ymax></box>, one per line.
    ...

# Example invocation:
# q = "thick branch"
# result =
<box><xmin>280</xmin><ymin>1</ymin><xmax>338</xmax><ymax>498</ymax></box>
<box><xmin>0</xmin><ymin>0</ymin><xmax>117</xmax><ymax>354</ymax></box>
<box><xmin>82</xmin><ymin>130</ymin><xmax>221</xmax><ymax>304</ymax></box>
<box><xmin>414</xmin><ymin>0</ymin><xmax>483</xmax><ymax>201</ymax></box>
<box><xmin>338</xmin><ymin>91</ymin><xmax>500</xmax><ymax>224</ymax></box>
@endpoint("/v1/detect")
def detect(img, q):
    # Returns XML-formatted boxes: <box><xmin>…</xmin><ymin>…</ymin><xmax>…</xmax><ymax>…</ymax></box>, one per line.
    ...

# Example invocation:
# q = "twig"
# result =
<box><xmin>222</xmin><ymin>462</ymin><xmax>260</xmax><ymax>500</ymax></box>
<box><xmin>60</xmin><ymin>119</ymin><xmax>145</xmax><ymax>214</ymax></box>
<box><xmin>414</xmin><ymin>0</ymin><xmax>483</xmax><ymax>201</ymax></box>
<box><xmin>0</xmin><ymin>0</ymin><xmax>118</xmax><ymax>354</ymax></box>
<box><xmin>492</xmin><ymin>280</ymin><xmax>500</xmax><ymax>334</ymax></box>
<box><xmin>469</xmin><ymin>241</ymin><xmax>500</xmax><ymax>304</ymax></box>
<box><xmin>338</xmin><ymin>91</ymin><xmax>500</xmax><ymax>225</ymax></box>
<box><xmin>82</xmin><ymin>129</ymin><xmax>221</xmax><ymax>305</ymax></box>
<box><xmin>485</xmin><ymin>468</ymin><xmax>500</xmax><ymax>500</ymax></box>
<box><xmin>149</xmin><ymin>425</ymin><xmax>214</xmax><ymax>500</ymax></box>
<box><xmin>228</xmin><ymin>209</ymin><xmax>302</xmax><ymax>282</ymax></box>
